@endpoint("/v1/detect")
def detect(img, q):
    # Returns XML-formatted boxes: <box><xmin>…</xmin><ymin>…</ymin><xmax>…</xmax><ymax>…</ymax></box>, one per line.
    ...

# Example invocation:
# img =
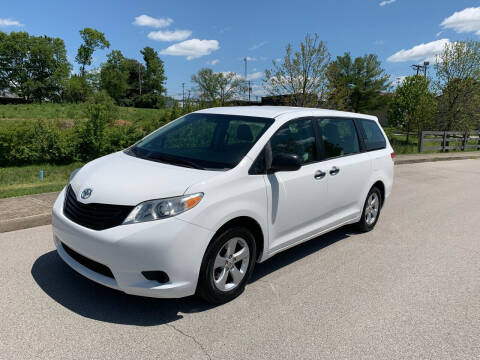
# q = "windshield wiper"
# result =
<box><xmin>149</xmin><ymin>154</ymin><xmax>206</xmax><ymax>170</ymax></box>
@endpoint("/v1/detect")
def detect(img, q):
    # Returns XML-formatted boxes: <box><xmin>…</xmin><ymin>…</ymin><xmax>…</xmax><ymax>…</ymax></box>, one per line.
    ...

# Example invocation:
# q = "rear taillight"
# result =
<box><xmin>391</xmin><ymin>152</ymin><xmax>395</xmax><ymax>159</ymax></box>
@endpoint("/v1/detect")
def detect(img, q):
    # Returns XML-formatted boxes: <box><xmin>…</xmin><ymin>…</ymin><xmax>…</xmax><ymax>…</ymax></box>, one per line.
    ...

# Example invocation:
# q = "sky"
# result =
<box><xmin>2</xmin><ymin>0</ymin><xmax>480</xmax><ymax>99</ymax></box>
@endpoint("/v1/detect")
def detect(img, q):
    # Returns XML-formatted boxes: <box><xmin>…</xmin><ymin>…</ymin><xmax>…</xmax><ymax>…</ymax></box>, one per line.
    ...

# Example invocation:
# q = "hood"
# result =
<box><xmin>70</xmin><ymin>151</ymin><xmax>220</xmax><ymax>206</ymax></box>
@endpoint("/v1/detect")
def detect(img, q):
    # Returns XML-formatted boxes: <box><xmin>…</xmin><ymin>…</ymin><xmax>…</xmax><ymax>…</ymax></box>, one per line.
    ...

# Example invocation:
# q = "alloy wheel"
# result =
<box><xmin>212</xmin><ymin>237</ymin><xmax>250</xmax><ymax>292</ymax></box>
<box><xmin>365</xmin><ymin>192</ymin><xmax>379</xmax><ymax>226</ymax></box>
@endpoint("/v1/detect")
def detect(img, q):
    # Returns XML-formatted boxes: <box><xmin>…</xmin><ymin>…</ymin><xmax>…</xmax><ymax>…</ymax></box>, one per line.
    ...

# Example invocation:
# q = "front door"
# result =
<box><xmin>265</xmin><ymin>118</ymin><xmax>330</xmax><ymax>253</ymax></box>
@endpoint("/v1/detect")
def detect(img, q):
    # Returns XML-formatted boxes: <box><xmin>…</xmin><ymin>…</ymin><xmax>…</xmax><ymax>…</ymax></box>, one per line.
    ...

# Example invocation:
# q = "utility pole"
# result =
<box><xmin>138</xmin><ymin>62</ymin><xmax>142</xmax><ymax>95</ymax></box>
<box><xmin>411</xmin><ymin>61</ymin><xmax>430</xmax><ymax>76</ymax></box>
<box><xmin>248</xmin><ymin>80</ymin><xmax>251</xmax><ymax>102</ymax></box>
<box><xmin>244</xmin><ymin>57</ymin><xmax>248</xmax><ymax>101</ymax></box>
<box><xmin>182</xmin><ymin>83</ymin><xmax>185</xmax><ymax>108</ymax></box>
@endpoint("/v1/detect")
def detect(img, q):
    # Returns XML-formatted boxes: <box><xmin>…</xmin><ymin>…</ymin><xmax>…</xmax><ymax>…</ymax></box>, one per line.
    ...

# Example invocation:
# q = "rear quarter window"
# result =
<box><xmin>358</xmin><ymin>119</ymin><xmax>386</xmax><ymax>151</ymax></box>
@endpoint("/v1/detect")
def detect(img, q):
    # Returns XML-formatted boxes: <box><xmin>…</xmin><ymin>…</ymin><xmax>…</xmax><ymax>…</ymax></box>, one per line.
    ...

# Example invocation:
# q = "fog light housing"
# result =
<box><xmin>142</xmin><ymin>271</ymin><xmax>170</xmax><ymax>284</ymax></box>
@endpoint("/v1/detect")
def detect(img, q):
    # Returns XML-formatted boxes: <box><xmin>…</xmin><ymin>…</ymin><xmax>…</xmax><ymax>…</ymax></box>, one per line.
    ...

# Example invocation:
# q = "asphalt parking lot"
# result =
<box><xmin>1</xmin><ymin>159</ymin><xmax>479</xmax><ymax>360</ymax></box>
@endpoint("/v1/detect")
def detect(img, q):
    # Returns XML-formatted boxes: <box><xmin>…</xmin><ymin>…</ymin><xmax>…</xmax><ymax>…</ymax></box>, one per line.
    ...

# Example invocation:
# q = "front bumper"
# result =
<box><xmin>52</xmin><ymin>188</ymin><xmax>213</xmax><ymax>298</ymax></box>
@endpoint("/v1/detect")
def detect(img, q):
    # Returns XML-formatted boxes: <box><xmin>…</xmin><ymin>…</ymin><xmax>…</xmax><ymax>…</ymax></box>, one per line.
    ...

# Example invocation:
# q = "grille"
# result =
<box><xmin>61</xmin><ymin>242</ymin><xmax>114</xmax><ymax>278</ymax></box>
<box><xmin>63</xmin><ymin>185</ymin><xmax>134</xmax><ymax>231</ymax></box>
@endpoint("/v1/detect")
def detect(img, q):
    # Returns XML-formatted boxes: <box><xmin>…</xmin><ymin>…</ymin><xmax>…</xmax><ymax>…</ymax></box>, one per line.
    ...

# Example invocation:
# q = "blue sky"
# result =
<box><xmin>2</xmin><ymin>1</ymin><xmax>480</xmax><ymax>99</ymax></box>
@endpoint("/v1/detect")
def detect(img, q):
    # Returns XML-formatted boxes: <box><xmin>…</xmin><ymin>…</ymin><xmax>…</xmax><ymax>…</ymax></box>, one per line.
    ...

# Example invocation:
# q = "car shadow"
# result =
<box><xmin>31</xmin><ymin>225</ymin><xmax>358</xmax><ymax>326</ymax></box>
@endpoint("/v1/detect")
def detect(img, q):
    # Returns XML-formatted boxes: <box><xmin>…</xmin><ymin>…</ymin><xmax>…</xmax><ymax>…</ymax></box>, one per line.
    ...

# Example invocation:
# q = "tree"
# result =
<box><xmin>325</xmin><ymin>62</ymin><xmax>351</xmax><ymax>110</ymax></box>
<box><xmin>328</xmin><ymin>53</ymin><xmax>390</xmax><ymax>113</ymax></box>
<box><xmin>434</xmin><ymin>40</ymin><xmax>480</xmax><ymax>131</ymax></box>
<box><xmin>140</xmin><ymin>46</ymin><xmax>166</xmax><ymax>95</ymax></box>
<box><xmin>121</xmin><ymin>58</ymin><xmax>146</xmax><ymax>100</ymax></box>
<box><xmin>389</xmin><ymin>75</ymin><xmax>437</xmax><ymax>144</ymax></box>
<box><xmin>0</xmin><ymin>31</ymin><xmax>71</xmax><ymax>101</ymax></box>
<box><xmin>263</xmin><ymin>33</ymin><xmax>330</xmax><ymax>107</ymax></box>
<box><xmin>75</xmin><ymin>28</ymin><xmax>110</xmax><ymax>76</ymax></box>
<box><xmin>100</xmin><ymin>50</ymin><xmax>128</xmax><ymax>103</ymax></box>
<box><xmin>64</xmin><ymin>75</ymin><xmax>92</xmax><ymax>102</ymax></box>
<box><xmin>191</xmin><ymin>68</ymin><xmax>245</xmax><ymax>105</ymax></box>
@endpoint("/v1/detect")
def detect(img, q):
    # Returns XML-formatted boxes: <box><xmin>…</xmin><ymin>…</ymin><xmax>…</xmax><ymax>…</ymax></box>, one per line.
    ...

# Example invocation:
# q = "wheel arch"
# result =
<box><xmin>371</xmin><ymin>180</ymin><xmax>385</xmax><ymax>206</ymax></box>
<box><xmin>210</xmin><ymin>216</ymin><xmax>265</xmax><ymax>262</ymax></box>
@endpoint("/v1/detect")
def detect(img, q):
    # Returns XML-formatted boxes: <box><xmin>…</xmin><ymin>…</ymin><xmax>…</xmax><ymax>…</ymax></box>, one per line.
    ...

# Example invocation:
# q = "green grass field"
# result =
<box><xmin>0</xmin><ymin>162</ymin><xmax>83</xmax><ymax>199</ymax></box>
<box><xmin>0</xmin><ymin>103</ymin><xmax>167</xmax><ymax>124</ymax></box>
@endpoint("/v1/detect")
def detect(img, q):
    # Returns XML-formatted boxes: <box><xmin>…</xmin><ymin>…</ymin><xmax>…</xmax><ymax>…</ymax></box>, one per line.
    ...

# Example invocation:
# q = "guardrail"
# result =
<box><xmin>419</xmin><ymin>131</ymin><xmax>480</xmax><ymax>152</ymax></box>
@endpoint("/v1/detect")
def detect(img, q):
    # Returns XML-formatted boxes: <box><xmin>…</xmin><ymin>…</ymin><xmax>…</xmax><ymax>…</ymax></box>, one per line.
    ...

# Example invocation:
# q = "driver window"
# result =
<box><xmin>270</xmin><ymin>118</ymin><xmax>316</xmax><ymax>165</ymax></box>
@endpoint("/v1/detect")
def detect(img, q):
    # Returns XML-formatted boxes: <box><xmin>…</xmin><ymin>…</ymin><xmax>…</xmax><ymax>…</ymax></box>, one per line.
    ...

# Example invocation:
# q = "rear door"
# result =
<box><xmin>315</xmin><ymin>117</ymin><xmax>372</xmax><ymax>226</ymax></box>
<box><xmin>355</xmin><ymin>118</ymin><xmax>392</xmax><ymax>174</ymax></box>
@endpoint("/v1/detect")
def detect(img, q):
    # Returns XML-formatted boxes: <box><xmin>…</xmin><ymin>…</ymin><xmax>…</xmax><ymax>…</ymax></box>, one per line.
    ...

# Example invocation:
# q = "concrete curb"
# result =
<box><xmin>1</xmin><ymin>155</ymin><xmax>479</xmax><ymax>233</ymax></box>
<box><xmin>0</xmin><ymin>212</ymin><xmax>52</xmax><ymax>233</ymax></box>
<box><xmin>395</xmin><ymin>155</ymin><xmax>480</xmax><ymax>165</ymax></box>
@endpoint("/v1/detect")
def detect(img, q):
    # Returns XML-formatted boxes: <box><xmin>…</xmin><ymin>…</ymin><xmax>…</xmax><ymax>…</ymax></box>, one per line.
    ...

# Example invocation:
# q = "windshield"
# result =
<box><xmin>127</xmin><ymin>113</ymin><xmax>274</xmax><ymax>170</ymax></box>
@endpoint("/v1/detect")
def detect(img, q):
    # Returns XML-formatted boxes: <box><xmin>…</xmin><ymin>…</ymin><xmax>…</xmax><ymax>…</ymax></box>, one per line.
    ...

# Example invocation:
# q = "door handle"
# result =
<box><xmin>329</xmin><ymin>166</ymin><xmax>340</xmax><ymax>176</ymax></box>
<box><xmin>314</xmin><ymin>170</ymin><xmax>326</xmax><ymax>180</ymax></box>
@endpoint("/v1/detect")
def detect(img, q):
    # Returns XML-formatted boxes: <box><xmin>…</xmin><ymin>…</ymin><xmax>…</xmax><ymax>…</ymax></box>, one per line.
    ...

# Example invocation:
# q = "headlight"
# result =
<box><xmin>123</xmin><ymin>193</ymin><xmax>204</xmax><ymax>224</ymax></box>
<box><xmin>69</xmin><ymin>168</ymin><xmax>81</xmax><ymax>183</ymax></box>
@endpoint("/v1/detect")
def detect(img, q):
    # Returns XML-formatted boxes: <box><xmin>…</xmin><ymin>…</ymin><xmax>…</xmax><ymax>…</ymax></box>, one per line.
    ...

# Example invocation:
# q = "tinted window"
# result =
<box><xmin>317</xmin><ymin>118</ymin><xmax>360</xmax><ymax>159</ymax></box>
<box><xmin>358</xmin><ymin>119</ymin><xmax>386</xmax><ymax>151</ymax></box>
<box><xmin>130</xmin><ymin>113</ymin><xmax>273</xmax><ymax>170</ymax></box>
<box><xmin>270</xmin><ymin>118</ymin><xmax>316</xmax><ymax>165</ymax></box>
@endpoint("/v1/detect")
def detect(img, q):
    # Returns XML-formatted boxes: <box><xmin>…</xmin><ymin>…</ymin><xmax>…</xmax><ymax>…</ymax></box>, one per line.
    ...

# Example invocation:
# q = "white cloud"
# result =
<box><xmin>0</xmin><ymin>18</ymin><xmax>23</xmax><ymax>27</ymax></box>
<box><xmin>245</xmin><ymin>56</ymin><xmax>256</xmax><ymax>61</ymax></box>
<box><xmin>247</xmin><ymin>71</ymin><xmax>263</xmax><ymax>81</ymax></box>
<box><xmin>160</xmin><ymin>39</ymin><xmax>220</xmax><ymax>60</ymax></box>
<box><xmin>219</xmin><ymin>71</ymin><xmax>263</xmax><ymax>81</ymax></box>
<box><xmin>227</xmin><ymin>71</ymin><xmax>264</xmax><ymax>81</ymax></box>
<box><xmin>387</xmin><ymin>39</ymin><xmax>450</xmax><ymax>63</ymax></box>
<box><xmin>250</xmin><ymin>84</ymin><xmax>266</xmax><ymax>97</ymax></box>
<box><xmin>441</xmin><ymin>7</ymin><xmax>480</xmax><ymax>35</ymax></box>
<box><xmin>249</xmin><ymin>41</ymin><xmax>268</xmax><ymax>50</ymax></box>
<box><xmin>207</xmin><ymin>59</ymin><xmax>220</xmax><ymax>65</ymax></box>
<box><xmin>148</xmin><ymin>29</ymin><xmax>191</xmax><ymax>42</ymax></box>
<box><xmin>379</xmin><ymin>0</ymin><xmax>396</xmax><ymax>7</ymax></box>
<box><xmin>133</xmin><ymin>15</ymin><xmax>173</xmax><ymax>28</ymax></box>
<box><xmin>374</xmin><ymin>40</ymin><xmax>385</xmax><ymax>45</ymax></box>
<box><xmin>436</xmin><ymin>31</ymin><xmax>443</xmax><ymax>37</ymax></box>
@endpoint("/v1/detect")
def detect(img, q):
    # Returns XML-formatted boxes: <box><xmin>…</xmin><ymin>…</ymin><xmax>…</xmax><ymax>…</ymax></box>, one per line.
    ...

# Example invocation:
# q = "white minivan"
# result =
<box><xmin>52</xmin><ymin>106</ymin><xmax>394</xmax><ymax>303</ymax></box>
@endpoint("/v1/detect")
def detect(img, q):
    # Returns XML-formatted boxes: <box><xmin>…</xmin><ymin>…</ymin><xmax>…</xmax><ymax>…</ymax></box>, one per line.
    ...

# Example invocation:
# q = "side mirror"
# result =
<box><xmin>268</xmin><ymin>153</ymin><xmax>302</xmax><ymax>173</ymax></box>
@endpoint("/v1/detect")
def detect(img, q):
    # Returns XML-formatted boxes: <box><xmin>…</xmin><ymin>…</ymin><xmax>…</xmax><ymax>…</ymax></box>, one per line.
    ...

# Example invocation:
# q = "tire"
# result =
<box><xmin>357</xmin><ymin>187</ymin><xmax>382</xmax><ymax>232</ymax></box>
<box><xmin>196</xmin><ymin>226</ymin><xmax>256</xmax><ymax>304</ymax></box>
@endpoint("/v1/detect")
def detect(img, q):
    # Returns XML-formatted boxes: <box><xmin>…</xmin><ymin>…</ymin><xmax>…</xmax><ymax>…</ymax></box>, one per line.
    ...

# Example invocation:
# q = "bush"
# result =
<box><xmin>0</xmin><ymin>96</ymin><xmax>189</xmax><ymax>166</ymax></box>
<box><xmin>0</xmin><ymin>120</ymin><xmax>77</xmax><ymax>166</ymax></box>
<box><xmin>132</xmin><ymin>93</ymin><xmax>166</xmax><ymax>109</ymax></box>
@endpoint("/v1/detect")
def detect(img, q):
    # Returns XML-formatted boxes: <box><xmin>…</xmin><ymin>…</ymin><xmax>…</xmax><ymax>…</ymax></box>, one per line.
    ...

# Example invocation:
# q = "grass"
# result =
<box><xmin>0</xmin><ymin>103</ymin><xmax>167</xmax><ymax>124</ymax></box>
<box><xmin>0</xmin><ymin>162</ymin><xmax>83</xmax><ymax>199</ymax></box>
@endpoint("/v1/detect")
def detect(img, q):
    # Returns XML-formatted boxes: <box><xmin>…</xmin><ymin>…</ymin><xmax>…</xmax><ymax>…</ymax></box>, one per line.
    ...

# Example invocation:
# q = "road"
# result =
<box><xmin>1</xmin><ymin>159</ymin><xmax>479</xmax><ymax>360</ymax></box>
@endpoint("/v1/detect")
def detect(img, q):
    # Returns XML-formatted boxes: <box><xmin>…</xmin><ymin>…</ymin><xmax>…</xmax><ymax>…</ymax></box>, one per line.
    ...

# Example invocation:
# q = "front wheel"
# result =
<box><xmin>196</xmin><ymin>227</ymin><xmax>256</xmax><ymax>304</ymax></box>
<box><xmin>357</xmin><ymin>187</ymin><xmax>382</xmax><ymax>232</ymax></box>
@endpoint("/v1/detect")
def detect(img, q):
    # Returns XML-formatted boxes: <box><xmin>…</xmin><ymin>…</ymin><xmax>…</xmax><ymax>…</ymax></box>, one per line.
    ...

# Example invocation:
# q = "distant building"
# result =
<box><xmin>0</xmin><ymin>91</ymin><xmax>28</xmax><ymax>104</ymax></box>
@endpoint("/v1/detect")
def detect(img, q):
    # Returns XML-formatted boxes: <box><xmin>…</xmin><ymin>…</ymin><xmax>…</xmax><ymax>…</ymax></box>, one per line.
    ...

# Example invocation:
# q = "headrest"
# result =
<box><xmin>237</xmin><ymin>124</ymin><xmax>253</xmax><ymax>141</ymax></box>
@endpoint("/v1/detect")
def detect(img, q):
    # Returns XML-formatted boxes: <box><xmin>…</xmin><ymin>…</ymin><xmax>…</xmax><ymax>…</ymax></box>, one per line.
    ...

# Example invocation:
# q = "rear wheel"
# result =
<box><xmin>357</xmin><ymin>187</ymin><xmax>382</xmax><ymax>232</ymax></box>
<box><xmin>196</xmin><ymin>226</ymin><xmax>256</xmax><ymax>304</ymax></box>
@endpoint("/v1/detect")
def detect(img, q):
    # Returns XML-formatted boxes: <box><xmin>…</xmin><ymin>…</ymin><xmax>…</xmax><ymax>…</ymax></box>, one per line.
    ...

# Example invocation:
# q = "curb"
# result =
<box><xmin>0</xmin><ymin>212</ymin><xmax>52</xmax><ymax>233</ymax></box>
<box><xmin>395</xmin><ymin>155</ymin><xmax>480</xmax><ymax>165</ymax></box>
